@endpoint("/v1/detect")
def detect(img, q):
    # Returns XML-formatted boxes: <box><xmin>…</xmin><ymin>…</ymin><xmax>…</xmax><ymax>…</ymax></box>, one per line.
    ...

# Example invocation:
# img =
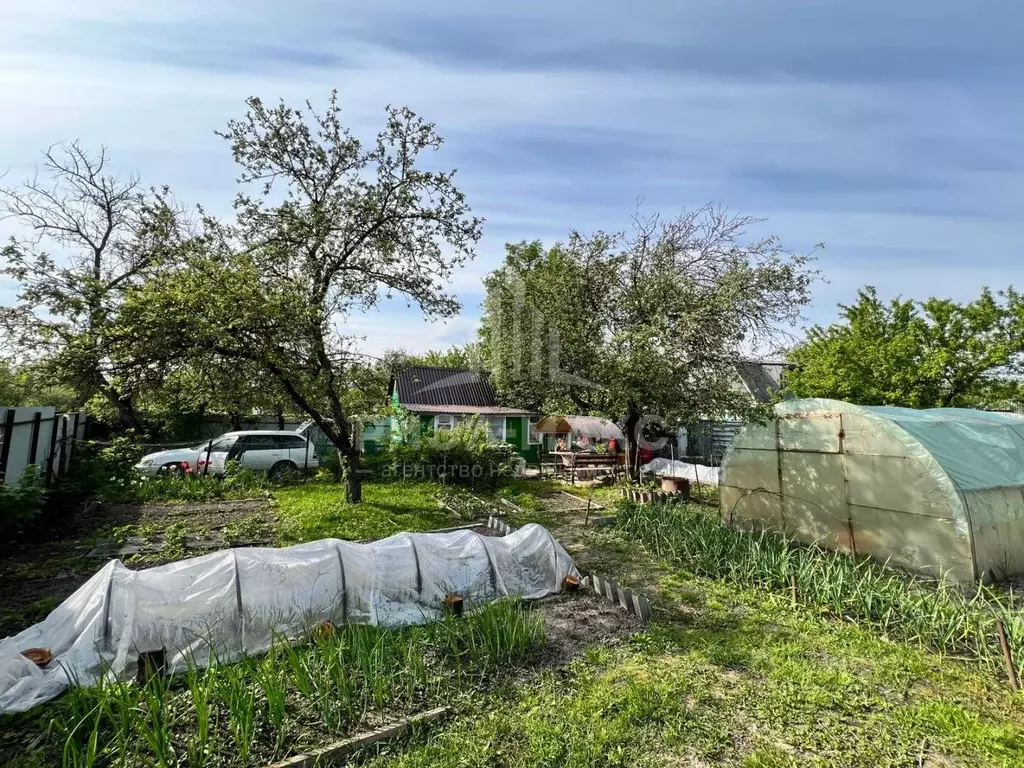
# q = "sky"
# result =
<box><xmin>2</xmin><ymin>0</ymin><xmax>1022</xmax><ymax>357</ymax></box>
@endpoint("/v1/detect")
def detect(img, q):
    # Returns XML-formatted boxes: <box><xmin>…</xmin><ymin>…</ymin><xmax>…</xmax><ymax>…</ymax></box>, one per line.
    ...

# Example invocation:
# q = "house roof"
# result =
<box><xmin>392</xmin><ymin>366</ymin><xmax>537</xmax><ymax>416</ymax></box>
<box><xmin>734</xmin><ymin>361</ymin><xmax>788</xmax><ymax>404</ymax></box>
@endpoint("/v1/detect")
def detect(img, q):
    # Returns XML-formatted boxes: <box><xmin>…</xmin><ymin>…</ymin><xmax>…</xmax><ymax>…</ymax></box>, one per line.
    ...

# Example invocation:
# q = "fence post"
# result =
<box><xmin>0</xmin><ymin>409</ymin><xmax>15</xmax><ymax>484</ymax></box>
<box><xmin>58</xmin><ymin>416</ymin><xmax>69</xmax><ymax>474</ymax></box>
<box><xmin>69</xmin><ymin>413</ymin><xmax>81</xmax><ymax>466</ymax></box>
<box><xmin>28</xmin><ymin>411</ymin><xmax>42</xmax><ymax>466</ymax></box>
<box><xmin>45</xmin><ymin>414</ymin><xmax>59</xmax><ymax>486</ymax></box>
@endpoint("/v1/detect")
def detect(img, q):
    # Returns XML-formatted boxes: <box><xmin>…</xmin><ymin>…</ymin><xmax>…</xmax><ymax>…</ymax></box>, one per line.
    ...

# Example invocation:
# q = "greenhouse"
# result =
<box><xmin>719</xmin><ymin>398</ymin><xmax>1024</xmax><ymax>583</ymax></box>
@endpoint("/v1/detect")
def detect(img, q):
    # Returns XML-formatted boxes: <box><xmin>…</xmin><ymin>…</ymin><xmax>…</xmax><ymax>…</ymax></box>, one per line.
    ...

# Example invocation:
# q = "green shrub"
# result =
<box><xmin>0</xmin><ymin>467</ymin><xmax>46</xmax><ymax>539</ymax></box>
<box><xmin>53</xmin><ymin>434</ymin><xmax>147</xmax><ymax>504</ymax></box>
<box><xmin>383</xmin><ymin>415</ymin><xmax>515</xmax><ymax>488</ymax></box>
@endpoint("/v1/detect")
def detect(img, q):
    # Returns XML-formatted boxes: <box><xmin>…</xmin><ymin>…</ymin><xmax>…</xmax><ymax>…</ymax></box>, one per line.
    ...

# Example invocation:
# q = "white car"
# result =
<box><xmin>135</xmin><ymin>430</ymin><xmax>320</xmax><ymax>479</ymax></box>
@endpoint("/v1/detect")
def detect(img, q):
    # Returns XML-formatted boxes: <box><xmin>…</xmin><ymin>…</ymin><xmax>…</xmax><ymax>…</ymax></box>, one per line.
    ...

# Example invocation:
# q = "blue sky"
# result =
<box><xmin>2</xmin><ymin>0</ymin><xmax>1022</xmax><ymax>356</ymax></box>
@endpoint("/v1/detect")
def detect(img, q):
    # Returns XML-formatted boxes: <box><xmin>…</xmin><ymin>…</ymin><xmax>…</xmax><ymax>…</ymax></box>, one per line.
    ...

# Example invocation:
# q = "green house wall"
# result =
<box><xmin>393</xmin><ymin>412</ymin><xmax>539</xmax><ymax>461</ymax></box>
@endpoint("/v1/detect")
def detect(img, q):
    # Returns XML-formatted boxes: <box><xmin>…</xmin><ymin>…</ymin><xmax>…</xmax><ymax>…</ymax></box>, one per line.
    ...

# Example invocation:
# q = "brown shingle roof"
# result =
<box><xmin>392</xmin><ymin>366</ymin><xmax>536</xmax><ymax>416</ymax></box>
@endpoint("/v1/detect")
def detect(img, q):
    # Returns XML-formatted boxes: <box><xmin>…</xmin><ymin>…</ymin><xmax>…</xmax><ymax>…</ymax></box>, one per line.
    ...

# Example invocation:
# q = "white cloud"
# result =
<box><xmin>1</xmin><ymin>1</ymin><xmax>1022</xmax><ymax>357</ymax></box>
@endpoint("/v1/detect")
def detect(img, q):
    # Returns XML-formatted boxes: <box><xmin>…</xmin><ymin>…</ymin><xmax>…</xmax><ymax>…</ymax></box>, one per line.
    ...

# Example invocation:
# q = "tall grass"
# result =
<box><xmin>46</xmin><ymin>599</ymin><xmax>544</xmax><ymax>768</ymax></box>
<box><xmin>617</xmin><ymin>500</ymin><xmax>1024</xmax><ymax>669</ymax></box>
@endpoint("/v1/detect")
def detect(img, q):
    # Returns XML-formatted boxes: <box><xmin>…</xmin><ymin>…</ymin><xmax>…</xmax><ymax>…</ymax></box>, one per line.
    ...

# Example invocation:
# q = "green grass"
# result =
<box><xmin>358</xmin><ymin>484</ymin><xmax>1024</xmax><ymax>768</ymax></box>
<box><xmin>3</xmin><ymin>600</ymin><xmax>545</xmax><ymax>768</ymax></box>
<box><xmin>616</xmin><ymin>500</ymin><xmax>1024</xmax><ymax>670</ymax></box>
<box><xmin>367</xmin><ymin>600</ymin><xmax>1024</xmax><ymax>767</ymax></box>
<box><xmin>274</xmin><ymin>480</ymin><xmax>470</xmax><ymax>543</ymax></box>
<box><xmin>9</xmin><ymin>477</ymin><xmax>1024</xmax><ymax>767</ymax></box>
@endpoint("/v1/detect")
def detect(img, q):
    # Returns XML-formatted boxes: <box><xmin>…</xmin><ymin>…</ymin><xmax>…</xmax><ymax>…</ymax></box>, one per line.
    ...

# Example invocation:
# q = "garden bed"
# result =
<box><xmin>1</xmin><ymin>591</ymin><xmax>645</xmax><ymax>767</ymax></box>
<box><xmin>0</xmin><ymin>497</ymin><xmax>276</xmax><ymax>638</ymax></box>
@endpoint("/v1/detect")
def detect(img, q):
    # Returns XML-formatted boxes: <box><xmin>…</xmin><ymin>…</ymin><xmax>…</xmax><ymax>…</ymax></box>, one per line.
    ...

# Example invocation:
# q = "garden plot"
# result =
<box><xmin>0</xmin><ymin>586</ymin><xmax>646</xmax><ymax>767</ymax></box>
<box><xmin>522</xmin><ymin>491</ymin><xmax>603</xmax><ymax>515</ymax></box>
<box><xmin>87</xmin><ymin>498</ymin><xmax>276</xmax><ymax>559</ymax></box>
<box><xmin>0</xmin><ymin>497</ymin><xmax>274</xmax><ymax>639</ymax></box>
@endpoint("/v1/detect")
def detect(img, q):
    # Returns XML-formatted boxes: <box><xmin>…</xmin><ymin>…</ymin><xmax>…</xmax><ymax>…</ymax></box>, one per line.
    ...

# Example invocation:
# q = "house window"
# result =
<box><xmin>486</xmin><ymin>416</ymin><xmax>506</xmax><ymax>443</ymax></box>
<box><xmin>528</xmin><ymin>417</ymin><xmax>542</xmax><ymax>445</ymax></box>
<box><xmin>435</xmin><ymin>414</ymin><xmax>456</xmax><ymax>432</ymax></box>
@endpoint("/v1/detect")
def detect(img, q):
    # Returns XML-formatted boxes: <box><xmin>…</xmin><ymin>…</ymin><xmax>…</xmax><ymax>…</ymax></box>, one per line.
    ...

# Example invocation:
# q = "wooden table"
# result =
<box><xmin>552</xmin><ymin>451</ymin><xmax>622</xmax><ymax>483</ymax></box>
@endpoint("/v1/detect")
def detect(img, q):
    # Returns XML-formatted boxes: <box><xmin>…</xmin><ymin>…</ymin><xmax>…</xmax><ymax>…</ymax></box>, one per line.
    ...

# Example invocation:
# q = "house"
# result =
<box><xmin>387</xmin><ymin>366</ymin><xmax>542</xmax><ymax>462</ymax></box>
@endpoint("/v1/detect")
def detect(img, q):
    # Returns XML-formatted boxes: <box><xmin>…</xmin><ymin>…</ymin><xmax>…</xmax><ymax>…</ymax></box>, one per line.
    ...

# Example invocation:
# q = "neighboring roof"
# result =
<box><xmin>776</xmin><ymin>398</ymin><xmax>1024</xmax><ymax>492</ymax></box>
<box><xmin>393</xmin><ymin>366</ymin><xmax>536</xmax><ymax>416</ymax></box>
<box><xmin>534</xmin><ymin>416</ymin><xmax>626</xmax><ymax>441</ymax></box>
<box><xmin>735</xmin><ymin>361</ymin><xmax>788</xmax><ymax>403</ymax></box>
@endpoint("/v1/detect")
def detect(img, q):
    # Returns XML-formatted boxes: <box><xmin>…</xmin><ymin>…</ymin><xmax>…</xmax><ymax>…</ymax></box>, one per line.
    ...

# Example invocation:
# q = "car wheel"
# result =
<box><xmin>159</xmin><ymin>462</ymin><xmax>184</xmax><ymax>477</ymax></box>
<box><xmin>269</xmin><ymin>461</ymin><xmax>297</xmax><ymax>481</ymax></box>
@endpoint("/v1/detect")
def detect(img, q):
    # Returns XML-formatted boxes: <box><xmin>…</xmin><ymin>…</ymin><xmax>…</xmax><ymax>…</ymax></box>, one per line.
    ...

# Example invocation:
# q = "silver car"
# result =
<box><xmin>135</xmin><ymin>431</ymin><xmax>320</xmax><ymax>479</ymax></box>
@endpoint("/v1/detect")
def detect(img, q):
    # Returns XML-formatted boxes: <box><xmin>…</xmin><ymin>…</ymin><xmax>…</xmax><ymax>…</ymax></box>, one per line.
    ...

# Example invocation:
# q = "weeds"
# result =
<box><xmin>31</xmin><ymin>599</ymin><xmax>543</xmax><ymax>768</ymax></box>
<box><xmin>275</xmin><ymin>481</ymin><xmax>459</xmax><ymax>543</ymax></box>
<box><xmin>617</xmin><ymin>500</ymin><xmax>1024</xmax><ymax>669</ymax></box>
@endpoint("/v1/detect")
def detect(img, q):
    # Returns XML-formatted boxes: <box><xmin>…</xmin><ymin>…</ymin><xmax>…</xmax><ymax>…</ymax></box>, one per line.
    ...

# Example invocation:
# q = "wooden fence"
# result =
<box><xmin>0</xmin><ymin>406</ymin><xmax>88</xmax><ymax>486</ymax></box>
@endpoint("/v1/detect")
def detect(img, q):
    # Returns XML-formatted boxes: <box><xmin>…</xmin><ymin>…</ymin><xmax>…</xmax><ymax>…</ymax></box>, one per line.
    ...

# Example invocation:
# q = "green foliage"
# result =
<box><xmin>55</xmin><ymin>435</ymin><xmax>147</xmax><ymax>504</ymax></box>
<box><xmin>1</xmin><ymin>143</ymin><xmax>191</xmax><ymax>429</ymax></box>
<box><xmin>385</xmin><ymin>344</ymin><xmax>483</xmax><ymax>371</ymax></box>
<box><xmin>130</xmin><ymin>465</ymin><xmax>270</xmax><ymax>504</ymax></box>
<box><xmin>112</xmin><ymin>92</ymin><xmax>482</xmax><ymax>503</ymax></box>
<box><xmin>11</xmin><ymin>600</ymin><xmax>543</xmax><ymax>768</ymax></box>
<box><xmin>275</xmin><ymin>481</ymin><xmax>462</xmax><ymax>543</ymax></box>
<box><xmin>616</xmin><ymin>500</ymin><xmax>1024</xmax><ymax>669</ymax></box>
<box><xmin>59</xmin><ymin>438</ymin><xmax>270</xmax><ymax>505</ymax></box>
<box><xmin>385</xmin><ymin>415</ymin><xmax>515</xmax><ymax>488</ymax></box>
<box><xmin>0</xmin><ymin>467</ymin><xmax>46</xmax><ymax>539</ymax></box>
<box><xmin>479</xmin><ymin>210</ymin><xmax>816</xmax><ymax>479</ymax></box>
<box><xmin>0</xmin><ymin>361</ymin><xmax>79</xmax><ymax>411</ymax></box>
<box><xmin>787</xmin><ymin>286</ymin><xmax>1024</xmax><ymax>408</ymax></box>
<box><xmin>497</xmin><ymin>486</ymin><xmax>541</xmax><ymax>512</ymax></box>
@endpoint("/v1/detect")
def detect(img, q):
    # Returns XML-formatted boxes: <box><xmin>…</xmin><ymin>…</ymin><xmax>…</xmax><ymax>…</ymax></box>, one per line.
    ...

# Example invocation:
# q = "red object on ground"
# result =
<box><xmin>608</xmin><ymin>438</ymin><xmax>618</xmax><ymax>452</ymax></box>
<box><xmin>639</xmin><ymin>447</ymin><xmax>655</xmax><ymax>464</ymax></box>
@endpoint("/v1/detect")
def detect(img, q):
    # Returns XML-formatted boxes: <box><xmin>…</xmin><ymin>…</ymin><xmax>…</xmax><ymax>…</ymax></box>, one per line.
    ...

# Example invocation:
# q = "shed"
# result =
<box><xmin>720</xmin><ymin>398</ymin><xmax>1024</xmax><ymax>583</ymax></box>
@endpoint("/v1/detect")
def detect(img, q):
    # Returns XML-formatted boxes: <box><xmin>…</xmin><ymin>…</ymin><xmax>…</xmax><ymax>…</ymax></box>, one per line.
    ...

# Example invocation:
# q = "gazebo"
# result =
<box><xmin>533</xmin><ymin>416</ymin><xmax>626</xmax><ymax>482</ymax></box>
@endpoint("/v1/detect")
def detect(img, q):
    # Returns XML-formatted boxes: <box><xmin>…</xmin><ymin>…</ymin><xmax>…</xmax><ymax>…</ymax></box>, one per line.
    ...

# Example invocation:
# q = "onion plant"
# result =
<box><xmin>51</xmin><ymin>598</ymin><xmax>544</xmax><ymax>768</ymax></box>
<box><xmin>617</xmin><ymin>500</ymin><xmax>1023</xmax><ymax>669</ymax></box>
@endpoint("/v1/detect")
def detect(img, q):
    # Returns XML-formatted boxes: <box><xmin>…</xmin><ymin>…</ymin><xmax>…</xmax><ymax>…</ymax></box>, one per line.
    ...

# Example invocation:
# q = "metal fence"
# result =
<box><xmin>0</xmin><ymin>406</ymin><xmax>88</xmax><ymax>486</ymax></box>
<box><xmin>686</xmin><ymin>420</ymin><xmax>744</xmax><ymax>465</ymax></box>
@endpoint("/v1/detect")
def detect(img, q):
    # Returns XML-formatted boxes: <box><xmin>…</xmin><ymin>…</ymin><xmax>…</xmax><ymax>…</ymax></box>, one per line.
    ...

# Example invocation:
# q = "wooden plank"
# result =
<box><xmin>265</xmin><ymin>707</ymin><xmax>450</xmax><ymax>768</ymax></box>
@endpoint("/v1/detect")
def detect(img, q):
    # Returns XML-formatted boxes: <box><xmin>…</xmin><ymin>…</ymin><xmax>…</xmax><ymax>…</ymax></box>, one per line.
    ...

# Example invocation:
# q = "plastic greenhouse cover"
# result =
<box><xmin>776</xmin><ymin>399</ymin><xmax>1024</xmax><ymax>492</ymax></box>
<box><xmin>0</xmin><ymin>524</ymin><xmax>578</xmax><ymax>714</ymax></box>
<box><xmin>641</xmin><ymin>459</ymin><xmax>720</xmax><ymax>485</ymax></box>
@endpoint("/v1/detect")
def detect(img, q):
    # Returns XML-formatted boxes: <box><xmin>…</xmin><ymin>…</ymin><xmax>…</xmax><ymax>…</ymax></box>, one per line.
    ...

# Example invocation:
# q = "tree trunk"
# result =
<box><xmin>276</xmin><ymin>409</ymin><xmax>285</xmax><ymax>430</ymax></box>
<box><xmin>341</xmin><ymin>448</ymin><xmax>363</xmax><ymax>503</ymax></box>
<box><xmin>102</xmin><ymin>385</ymin><xmax>141</xmax><ymax>432</ymax></box>
<box><xmin>624</xmin><ymin>408</ymin><xmax>642</xmax><ymax>482</ymax></box>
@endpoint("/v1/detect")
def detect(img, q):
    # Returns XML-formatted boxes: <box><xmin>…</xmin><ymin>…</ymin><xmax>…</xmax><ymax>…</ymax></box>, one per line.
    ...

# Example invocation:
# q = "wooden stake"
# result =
<box><xmin>996</xmin><ymin>619</ymin><xmax>1020</xmax><ymax>692</ymax></box>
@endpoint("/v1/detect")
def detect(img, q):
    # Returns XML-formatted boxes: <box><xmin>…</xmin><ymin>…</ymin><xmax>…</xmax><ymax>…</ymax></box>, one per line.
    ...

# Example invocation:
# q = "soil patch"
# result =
<box><xmin>0</xmin><ymin>497</ymin><xmax>274</xmax><ymax>638</ymax></box>
<box><xmin>531</xmin><ymin>591</ymin><xmax>645</xmax><ymax>669</ymax></box>
<box><xmin>534</xmin><ymin>492</ymin><xmax>604</xmax><ymax>514</ymax></box>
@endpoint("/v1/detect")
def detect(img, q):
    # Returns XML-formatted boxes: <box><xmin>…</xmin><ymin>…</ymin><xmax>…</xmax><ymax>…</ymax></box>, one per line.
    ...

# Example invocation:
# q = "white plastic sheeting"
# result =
<box><xmin>0</xmin><ymin>524</ymin><xmax>578</xmax><ymax>714</ymax></box>
<box><xmin>721</xmin><ymin>398</ymin><xmax>1024</xmax><ymax>583</ymax></box>
<box><xmin>641</xmin><ymin>459</ymin><xmax>720</xmax><ymax>485</ymax></box>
